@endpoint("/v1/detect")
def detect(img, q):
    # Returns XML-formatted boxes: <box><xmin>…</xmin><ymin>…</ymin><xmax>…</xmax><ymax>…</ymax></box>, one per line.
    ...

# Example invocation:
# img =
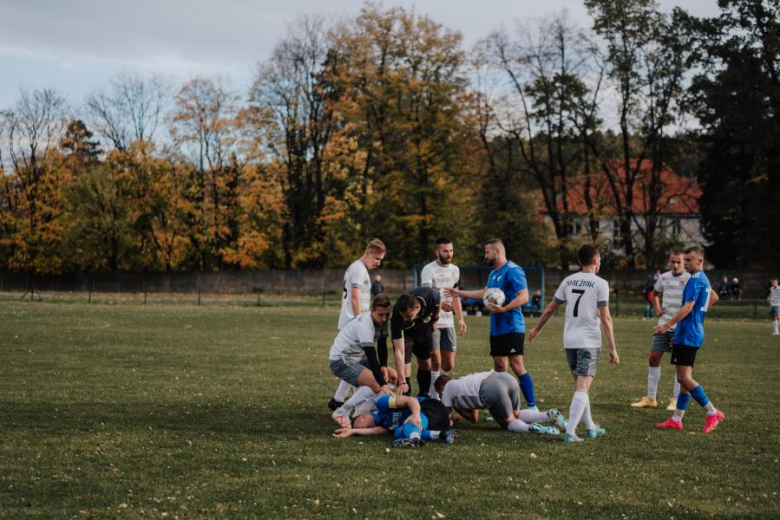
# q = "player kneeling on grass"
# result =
<box><xmin>434</xmin><ymin>371</ymin><xmax>565</xmax><ymax>436</ymax></box>
<box><xmin>333</xmin><ymin>395</ymin><xmax>455</xmax><ymax>448</ymax></box>
<box><xmin>329</xmin><ymin>294</ymin><xmax>398</xmax><ymax>428</ymax></box>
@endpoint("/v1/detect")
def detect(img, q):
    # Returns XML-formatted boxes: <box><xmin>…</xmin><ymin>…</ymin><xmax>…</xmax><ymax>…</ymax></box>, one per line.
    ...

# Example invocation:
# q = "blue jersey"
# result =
<box><xmin>672</xmin><ymin>271</ymin><xmax>712</xmax><ymax>348</ymax></box>
<box><xmin>487</xmin><ymin>261</ymin><xmax>528</xmax><ymax>335</ymax></box>
<box><xmin>371</xmin><ymin>396</ymin><xmax>430</xmax><ymax>431</ymax></box>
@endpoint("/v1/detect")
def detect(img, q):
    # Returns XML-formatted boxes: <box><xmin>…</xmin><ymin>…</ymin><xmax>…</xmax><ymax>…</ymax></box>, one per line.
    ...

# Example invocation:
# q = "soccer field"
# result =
<box><xmin>1</xmin><ymin>302</ymin><xmax>779</xmax><ymax>519</ymax></box>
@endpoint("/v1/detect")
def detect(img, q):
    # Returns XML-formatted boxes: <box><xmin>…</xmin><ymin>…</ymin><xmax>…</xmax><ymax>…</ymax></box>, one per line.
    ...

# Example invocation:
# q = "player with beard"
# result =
<box><xmin>446</xmin><ymin>239</ymin><xmax>538</xmax><ymax>410</ymax></box>
<box><xmin>389</xmin><ymin>287</ymin><xmax>441</xmax><ymax>397</ymax></box>
<box><xmin>419</xmin><ymin>237</ymin><xmax>467</xmax><ymax>399</ymax></box>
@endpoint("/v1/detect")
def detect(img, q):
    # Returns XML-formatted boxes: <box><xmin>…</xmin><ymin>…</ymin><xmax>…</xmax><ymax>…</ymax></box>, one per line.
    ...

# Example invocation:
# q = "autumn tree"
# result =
<box><xmin>584</xmin><ymin>0</ymin><xmax>693</xmax><ymax>267</ymax></box>
<box><xmin>170</xmin><ymin>76</ymin><xmax>243</xmax><ymax>270</ymax></box>
<box><xmin>86</xmin><ymin>71</ymin><xmax>171</xmax><ymax>151</ymax></box>
<box><xmin>330</xmin><ymin>4</ymin><xmax>477</xmax><ymax>266</ymax></box>
<box><xmin>479</xmin><ymin>14</ymin><xmax>604</xmax><ymax>268</ymax></box>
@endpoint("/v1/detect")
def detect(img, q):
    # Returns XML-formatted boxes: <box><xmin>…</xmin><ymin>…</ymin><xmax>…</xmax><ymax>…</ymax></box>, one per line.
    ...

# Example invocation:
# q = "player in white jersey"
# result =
<box><xmin>329</xmin><ymin>294</ymin><xmax>395</xmax><ymax>428</ymax></box>
<box><xmin>529</xmin><ymin>245</ymin><xmax>619</xmax><ymax>443</ymax></box>
<box><xmin>434</xmin><ymin>371</ymin><xmax>565</xmax><ymax>436</ymax></box>
<box><xmin>329</xmin><ymin>239</ymin><xmax>387</xmax><ymax>411</ymax></box>
<box><xmin>768</xmin><ymin>278</ymin><xmax>780</xmax><ymax>335</ymax></box>
<box><xmin>631</xmin><ymin>251</ymin><xmax>690</xmax><ymax>411</ymax></box>
<box><xmin>419</xmin><ymin>237</ymin><xmax>467</xmax><ymax>398</ymax></box>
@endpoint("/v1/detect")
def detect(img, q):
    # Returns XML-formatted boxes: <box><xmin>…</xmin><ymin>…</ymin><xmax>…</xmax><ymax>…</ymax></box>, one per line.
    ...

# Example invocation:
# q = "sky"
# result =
<box><xmin>0</xmin><ymin>0</ymin><xmax>722</xmax><ymax>111</ymax></box>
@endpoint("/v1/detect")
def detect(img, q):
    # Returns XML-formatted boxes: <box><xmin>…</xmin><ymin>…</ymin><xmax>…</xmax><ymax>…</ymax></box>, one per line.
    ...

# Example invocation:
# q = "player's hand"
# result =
<box><xmin>609</xmin><ymin>349</ymin><xmax>619</xmax><ymax>365</ymax></box>
<box><xmin>379</xmin><ymin>384</ymin><xmax>392</xmax><ymax>396</ymax></box>
<box><xmin>487</xmin><ymin>303</ymin><xmax>506</xmax><ymax>314</ymax></box>
<box><xmin>528</xmin><ymin>328</ymin><xmax>539</xmax><ymax>344</ymax></box>
<box><xmin>654</xmin><ymin>324</ymin><xmax>668</xmax><ymax>335</ymax></box>
<box><xmin>381</xmin><ymin>366</ymin><xmax>389</xmax><ymax>381</ymax></box>
<box><xmin>441</xmin><ymin>301</ymin><xmax>453</xmax><ymax>312</ymax></box>
<box><xmin>405</xmin><ymin>413</ymin><xmax>422</xmax><ymax>429</ymax></box>
<box><xmin>333</xmin><ymin>428</ymin><xmax>353</xmax><ymax>439</ymax></box>
<box><xmin>444</xmin><ymin>288</ymin><xmax>459</xmax><ymax>298</ymax></box>
<box><xmin>458</xmin><ymin>319</ymin><xmax>467</xmax><ymax>336</ymax></box>
<box><xmin>398</xmin><ymin>381</ymin><xmax>409</xmax><ymax>394</ymax></box>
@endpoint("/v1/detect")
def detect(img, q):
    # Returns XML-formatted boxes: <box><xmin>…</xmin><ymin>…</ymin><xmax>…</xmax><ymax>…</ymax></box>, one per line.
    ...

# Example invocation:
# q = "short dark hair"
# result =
<box><xmin>397</xmin><ymin>293</ymin><xmax>420</xmax><ymax>313</ymax></box>
<box><xmin>434</xmin><ymin>374</ymin><xmax>452</xmax><ymax>395</ymax></box>
<box><xmin>577</xmin><ymin>245</ymin><xmax>599</xmax><ymax>266</ymax></box>
<box><xmin>372</xmin><ymin>294</ymin><xmax>391</xmax><ymax>309</ymax></box>
<box><xmin>435</xmin><ymin>237</ymin><xmax>452</xmax><ymax>247</ymax></box>
<box><xmin>485</xmin><ymin>238</ymin><xmax>504</xmax><ymax>247</ymax></box>
<box><xmin>684</xmin><ymin>246</ymin><xmax>704</xmax><ymax>258</ymax></box>
<box><xmin>670</xmin><ymin>250</ymin><xmax>684</xmax><ymax>257</ymax></box>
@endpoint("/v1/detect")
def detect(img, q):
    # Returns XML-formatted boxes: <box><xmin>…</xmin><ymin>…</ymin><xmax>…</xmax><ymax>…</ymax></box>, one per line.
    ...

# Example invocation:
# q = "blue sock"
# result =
<box><xmin>689</xmin><ymin>385</ymin><xmax>709</xmax><ymax>407</ymax></box>
<box><xmin>518</xmin><ymin>373</ymin><xmax>536</xmax><ymax>408</ymax></box>
<box><xmin>421</xmin><ymin>430</ymin><xmax>438</xmax><ymax>442</ymax></box>
<box><xmin>401</xmin><ymin>422</ymin><xmax>422</xmax><ymax>440</ymax></box>
<box><xmin>676</xmin><ymin>392</ymin><xmax>691</xmax><ymax>410</ymax></box>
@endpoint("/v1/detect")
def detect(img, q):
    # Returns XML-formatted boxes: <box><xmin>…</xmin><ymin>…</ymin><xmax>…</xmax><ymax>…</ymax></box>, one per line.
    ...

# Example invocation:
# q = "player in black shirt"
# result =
<box><xmin>387</xmin><ymin>286</ymin><xmax>441</xmax><ymax>397</ymax></box>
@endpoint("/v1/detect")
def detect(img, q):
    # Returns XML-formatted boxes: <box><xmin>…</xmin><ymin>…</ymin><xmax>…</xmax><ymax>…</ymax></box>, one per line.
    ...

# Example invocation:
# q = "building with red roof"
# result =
<box><xmin>542</xmin><ymin>160</ymin><xmax>707</xmax><ymax>254</ymax></box>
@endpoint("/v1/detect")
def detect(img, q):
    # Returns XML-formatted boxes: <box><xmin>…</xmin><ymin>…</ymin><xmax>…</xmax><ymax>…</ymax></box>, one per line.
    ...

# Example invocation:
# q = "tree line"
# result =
<box><xmin>1</xmin><ymin>0</ymin><xmax>777</xmax><ymax>274</ymax></box>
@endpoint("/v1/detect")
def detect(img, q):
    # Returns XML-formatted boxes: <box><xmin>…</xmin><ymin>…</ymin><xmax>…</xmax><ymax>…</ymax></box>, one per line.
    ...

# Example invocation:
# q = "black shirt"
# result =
<box><xmin>390</xmin><ymin>286</ymin><xmax>440</xmax><ymax>340</ymax></box>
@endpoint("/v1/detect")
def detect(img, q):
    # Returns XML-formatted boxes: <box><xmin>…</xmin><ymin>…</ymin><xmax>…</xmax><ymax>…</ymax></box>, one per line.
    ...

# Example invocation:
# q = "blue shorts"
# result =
<box><xmin>772</xmin><ymin>305</ymin><xmax>780</xmax><ymax>317</ymax></box>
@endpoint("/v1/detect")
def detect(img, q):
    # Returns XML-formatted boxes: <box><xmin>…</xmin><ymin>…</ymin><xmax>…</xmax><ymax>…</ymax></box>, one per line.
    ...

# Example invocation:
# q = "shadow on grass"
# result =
<box><xmin>0</xmin><ymin>401</ymin><xmax>322</xmax><ymax>436</ymax></box>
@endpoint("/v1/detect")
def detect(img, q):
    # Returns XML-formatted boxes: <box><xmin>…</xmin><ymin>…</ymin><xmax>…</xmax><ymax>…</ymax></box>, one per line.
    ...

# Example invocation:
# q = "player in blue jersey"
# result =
<box><xmin>655</xmin><ymin>246</ymin><xmax>723</xmax><ymax>434</ymax></box>
<box><xmin>332</xmin><ymin>394</ymin><xmax>455</xmax><ymax>447</ymax></box>
<box><xmin>446</xmin><ymin>239</ymin><xmax>538</xmax><ymax>410</ymax></box>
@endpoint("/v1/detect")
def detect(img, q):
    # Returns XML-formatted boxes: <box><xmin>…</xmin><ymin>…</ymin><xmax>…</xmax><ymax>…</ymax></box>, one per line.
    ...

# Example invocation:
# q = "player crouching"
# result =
<box><xmin>329</xmin><ymin>294</ymin><xmax>397</xmax><ymax>428</ymax></box>
<box><xmin>434</xmin><ymin>371</ymin><xmax>566</xmax><ymax>436</ymax></box>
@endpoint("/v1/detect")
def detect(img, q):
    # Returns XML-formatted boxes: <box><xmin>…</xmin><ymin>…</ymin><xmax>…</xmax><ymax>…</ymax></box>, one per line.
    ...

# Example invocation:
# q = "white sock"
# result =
<box><xmin>334</xmin><ymin>380</ymin><xmax>352</xmax><ymax>401</ymax></box>
<box><xmin>430</xmin><ymin>370</ymin><xmax>441</xmax><ymax>399</ymax></box>
<box><xmin>567</xmin><ymin>391</ymin><xmax>588</xmax><ymax>436</ymax></box>
<box><xmin>582</xmin><ymin>397</ymin><xmax>596</xmax><ymax>430</ymax></box>
<box><xmin>507</xmin><ymin>419</ymin><xmax>530</xmax><ymax>433</ymax></box>
<box><xmin>338</xmin><ymin>386</ymin><xmax>375</xmax><ymax>415</ymax></box>
<box><xmin>704</xmin><ymin>402</ymin><xmax>717</xmax><ymax>415</ymax></box>
<box><xmin>427</xmin><ymin>431</ymin><xmax>441</xmax><ymax>440</ymax></box>
<box><xmin>672</xmin><ymin>378</ymin><xmax>681</xmax><ymax>401</ymax></box>
<box><xmin>672</xmin><ymin>409</ymin><xmax>685</xmax><ymax>422</ymax></box>
<box><xmin>647</xmin><ymin>366</ymin><xmax>661</xmax><ymax>401</ymax></box>
<box><xmin>518</xmin><ymin>409</ymin><xmax>548</xmax><ymax>423</ymax></box>
<box><xmin>409</xmin><ymin>430</ymin><xmax>421</xmax><ymax>440</ymax></box>
<box><xmin>774</xmin><ymin>321</ymin><xmax>779</xmax><ymax>333</ymax></box>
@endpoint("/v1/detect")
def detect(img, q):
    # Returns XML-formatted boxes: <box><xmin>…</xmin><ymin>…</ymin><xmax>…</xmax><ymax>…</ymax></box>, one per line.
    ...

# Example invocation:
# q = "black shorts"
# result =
<box><xmin>490</xmin><ymin>333</ymin><xmax>525</xmax><ymax>357</ymax></box>
<box><xmin>420</xmin><ymin>398</ymin><xmax>450</xmax><ymax>431</ymax></box>
<box><xmin>671</xmin><ymin>344</ymin><xmax>698</xmax><ymax>367</ymax></box>
<box><xmin>402</xmin><ymin>324</ymin><xmax>433</xmax><ymax>363</ymax></box>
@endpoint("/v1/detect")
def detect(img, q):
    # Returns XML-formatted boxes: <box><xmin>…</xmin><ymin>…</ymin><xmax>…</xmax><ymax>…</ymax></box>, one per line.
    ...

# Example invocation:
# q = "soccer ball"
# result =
<box><xmin>483</xmin><ymin>288</ymin><xmax>506</xmax><ymax>308</ymax></box>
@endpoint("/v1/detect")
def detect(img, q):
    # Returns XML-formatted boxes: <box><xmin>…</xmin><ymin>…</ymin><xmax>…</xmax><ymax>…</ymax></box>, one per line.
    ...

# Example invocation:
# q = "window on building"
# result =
<box><xmin>612</xmin><ymin>220</ymin><xmax>623</xmax><ymax>247</ymax></box>
<box><xmin>671</xmin><ymin>219</ymin><xmax>681</xmax><ymax>237</ymax></box>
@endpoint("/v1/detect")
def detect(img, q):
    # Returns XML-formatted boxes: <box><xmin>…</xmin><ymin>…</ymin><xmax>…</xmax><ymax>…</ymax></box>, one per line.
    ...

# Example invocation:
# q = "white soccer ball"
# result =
<box><xmin>483</xmin><ymin>288</ymin><xmax>506</xmax><ymax>308</ymax></box>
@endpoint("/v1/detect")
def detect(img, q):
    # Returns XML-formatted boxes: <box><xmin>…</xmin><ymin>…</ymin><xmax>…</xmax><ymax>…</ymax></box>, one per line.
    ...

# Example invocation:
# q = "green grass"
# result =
<box><xmin>1</xmin><ymin>302</ymin><xmax>779</xmax><ymax>519</ymax></box>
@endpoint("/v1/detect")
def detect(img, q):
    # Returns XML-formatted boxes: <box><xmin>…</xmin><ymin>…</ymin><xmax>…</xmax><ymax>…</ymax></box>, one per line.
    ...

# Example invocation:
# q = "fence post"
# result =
<box><xmin>322</xmin><ymin>270</ymin><xmax>327</xmax><ymax>306</ymax></box>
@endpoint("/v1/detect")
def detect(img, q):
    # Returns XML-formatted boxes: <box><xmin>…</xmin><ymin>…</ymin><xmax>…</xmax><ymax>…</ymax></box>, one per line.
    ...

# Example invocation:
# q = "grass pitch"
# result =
<box><xmin>1</xmin><ymin>301</ymin><xmax>779</xmax><ymax>519</ymax></box>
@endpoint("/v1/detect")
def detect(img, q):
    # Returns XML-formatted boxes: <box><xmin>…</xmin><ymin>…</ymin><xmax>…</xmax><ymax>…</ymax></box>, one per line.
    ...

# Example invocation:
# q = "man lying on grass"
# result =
<box><xmin>434</xmin><ymin>371</ymin><xmax>566</xmax><ymax>436</ymax></box>
<box><xmin>332</xmin><ymin>394</ymin><xmax>455</xmax><ymax>447</ymax></box>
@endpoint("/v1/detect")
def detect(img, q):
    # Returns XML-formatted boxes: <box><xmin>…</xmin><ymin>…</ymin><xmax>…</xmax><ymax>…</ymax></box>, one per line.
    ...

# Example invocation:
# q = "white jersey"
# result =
<box><xmin>654</xmin><ymin>270</ymin><xmax>690</xmax><ymax>329</ymax></box>
<box><xmin>553</xmin><ymin>271</ymin><xmax>610</xmax><ymax>350</ymax></box>
<box><xmin>770</xmin><ymin>286</ymin><xmax>780</xmax><ymax>306</ymax></box>
<box><xmin>329</xmin><ymin>313</ymin><xmax>376</xmax><ymax>362</ymax></box>
<box><xmin>338</xmin><ymin>259</ymin><xmax>371</xmax><ymax>329</ymax></box>
<box><xmin>440</xmin><ymin>371</ymin><xmax>492</xmax><ymax>410</ymax></box>
<box><xmin>420</xmin><ymin>261</ymin><xmax>460</xmax><ymax>328</ymax></box>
